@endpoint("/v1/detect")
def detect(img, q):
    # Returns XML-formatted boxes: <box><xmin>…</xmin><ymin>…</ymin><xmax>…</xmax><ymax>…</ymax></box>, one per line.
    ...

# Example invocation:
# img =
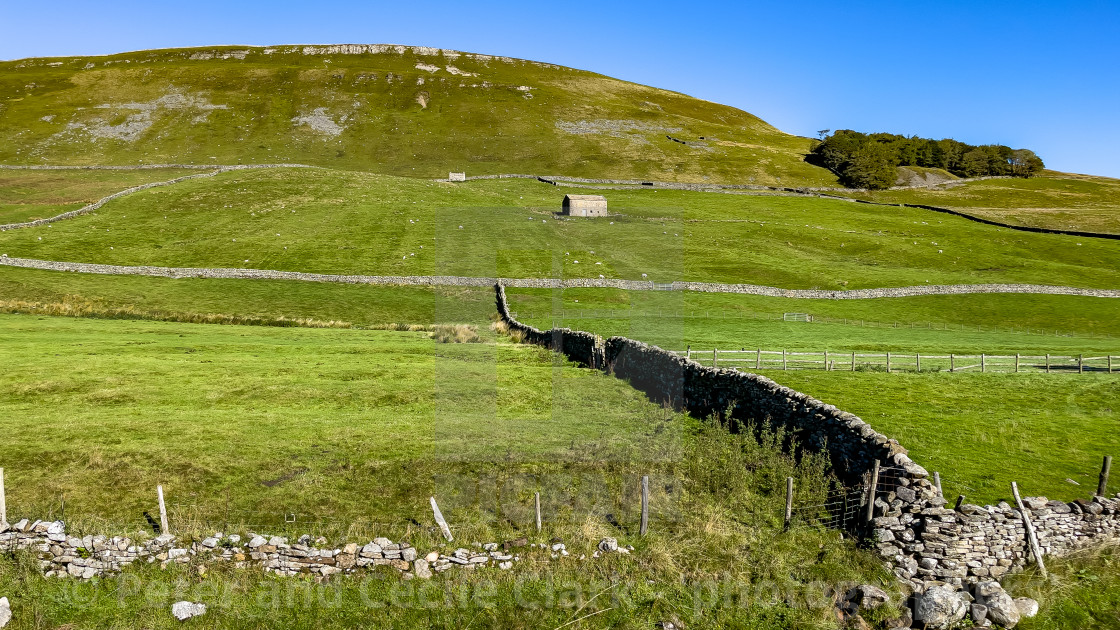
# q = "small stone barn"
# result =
<box><xmin>562</xmin><ymin>194</ymin><xmax>608</xmax><ymax>217</ymax></box>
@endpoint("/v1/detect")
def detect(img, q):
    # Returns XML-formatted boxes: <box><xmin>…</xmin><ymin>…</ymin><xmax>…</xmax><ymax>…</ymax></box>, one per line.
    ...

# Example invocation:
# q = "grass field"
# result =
<box><xmin>1</xmin><ymin>167</ymin><xmax>1119</xmax><ymax>292</ymax></box>
<box><xmin>0</xmin><ymin>167</ymin><xmax>199</xmax><ymax>223</ymax></box>
<box><xmin>0</xmin><ymin>312</ymin><xmax>905</xmax><ymax>629</ymax></box>
<box><xmin>748</xmin><ymin>371</ymin><xmax>1119</xmax><ymax>506</ymax></box>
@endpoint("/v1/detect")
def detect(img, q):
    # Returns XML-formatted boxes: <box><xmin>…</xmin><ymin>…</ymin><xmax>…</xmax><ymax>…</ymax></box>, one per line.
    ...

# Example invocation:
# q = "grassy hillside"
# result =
<box><xmin>841</xmin><ymin>170</ymin><xmax>1120</xmax><ymax>234</ymax></box>
<box><xmin>2</xmin><ymin>167</ymin><xmax>1118</xmax><ymax>290</ymax></box>
<box><xmin>0</xmin><ymin>167</ymin><xmax>198</xmax><ymax>223</ymax></box>
<box><xmin>0</xmin><ymin>45</ymin><xmax>835</xmax><ymax>186</ymax></box>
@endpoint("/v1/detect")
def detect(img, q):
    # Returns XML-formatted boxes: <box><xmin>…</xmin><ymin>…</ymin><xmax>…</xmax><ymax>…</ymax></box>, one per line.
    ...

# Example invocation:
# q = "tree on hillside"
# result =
<box><xmin>841</xmin><ymin>142</ymin><xmax>897</xmax><ymax>189</ymax></box>
<box><xmin>809</xmin><ymin>129</ymin><xmax>1044</xmax><ymax>188</ymax></box>
<box><xmin>1008</xmin><ymin>149</ymin><xmax>1045</xmax><ymax>177</ymax></box>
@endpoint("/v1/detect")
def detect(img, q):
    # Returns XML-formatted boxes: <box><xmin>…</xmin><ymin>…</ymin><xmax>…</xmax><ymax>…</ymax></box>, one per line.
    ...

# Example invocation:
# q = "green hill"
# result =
<box><xmin>0</xmin><ymin>44</ymin><xmax>836</xmax><ymax>186</ymax></box>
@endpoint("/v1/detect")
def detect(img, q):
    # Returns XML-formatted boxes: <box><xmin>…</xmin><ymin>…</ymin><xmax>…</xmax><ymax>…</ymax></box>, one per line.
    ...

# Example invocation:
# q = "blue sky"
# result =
<box><xmin>3</xmin><ymin>0</ymin><xmax>1118</xmax><ymax>177</ymax></box>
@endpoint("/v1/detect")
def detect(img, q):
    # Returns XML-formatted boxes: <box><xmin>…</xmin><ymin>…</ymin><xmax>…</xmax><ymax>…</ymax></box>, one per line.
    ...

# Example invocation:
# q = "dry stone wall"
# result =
<box><xmin>496</xmin><ymin>282</ymin><xmax>1120</xmax><ymax>593</ymax></box>
<box><xmin>872</xmin><ymin>489</ymin><xmax>1120</xmax><ymax>589</ymax></box>
<box><xmin>496</xmin><ymin>283</ymin><xmax>927</xmax><ymax>488</ymax></box>
<box><xmin>5</xmin><ymin>256</ymin><xmax>1118</xmax><ymax>300</ymax></box>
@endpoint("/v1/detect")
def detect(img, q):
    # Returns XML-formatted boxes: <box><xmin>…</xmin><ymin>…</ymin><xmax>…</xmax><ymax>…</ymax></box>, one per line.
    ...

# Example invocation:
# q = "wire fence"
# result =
<box><xmin>674</xmin><ymin>348</ymin><xmax>1118</xmax><ymax>374</ymax></box>
<box><xmin>512</xmin><ymin>309</ymin><xmax>1116</xmax><ymax>341</ymax></box>
<box><xmin>787</xmin><ymin>484</ymin><xmax>867</xmax><ymax>532</ymax></box>
<box><xmin>786</xmin><ymin>465</ymin><xmax>911</xmax><ymax>535</ymax></box>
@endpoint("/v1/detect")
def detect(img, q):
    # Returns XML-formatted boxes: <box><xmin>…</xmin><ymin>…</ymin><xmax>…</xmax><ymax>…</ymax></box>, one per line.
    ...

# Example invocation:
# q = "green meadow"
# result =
<box><xmin>1</xmin><ymin>167</ymin><xmax>1119</xmax><ymax>291</ymax></box>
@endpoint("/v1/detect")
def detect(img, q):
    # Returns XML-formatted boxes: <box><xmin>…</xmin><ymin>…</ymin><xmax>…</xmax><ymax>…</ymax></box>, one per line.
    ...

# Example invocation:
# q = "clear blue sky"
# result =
<box><xmin>3</xmin><ymin>0</ymin><xmax>1118</xmax><ymax>177</ymax></box>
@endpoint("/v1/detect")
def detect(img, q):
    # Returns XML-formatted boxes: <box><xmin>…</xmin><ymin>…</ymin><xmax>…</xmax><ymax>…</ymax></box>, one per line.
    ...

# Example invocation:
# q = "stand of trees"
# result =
<box><xmin>811</xmin><ymin>130</ymin><xmax>1045</xmax><ymax>189</ymax></box>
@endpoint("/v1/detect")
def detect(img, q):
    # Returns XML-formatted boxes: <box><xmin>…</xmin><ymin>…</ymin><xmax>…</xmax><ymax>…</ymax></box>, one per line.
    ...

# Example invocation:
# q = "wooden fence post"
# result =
<box><xmin>685</xmin><ymin>346</ymin><xmax>691</xmax><ymax>361</ymax></box>
<box><xmin>785</xmin><ymin>477</ymin><xmax>794</xmax><ymax>530</ymax></box>
<box><xmin>430</xmin><ymin>496</ymin><xmax>454</xmax><ymax>541</ymax></box>
<box><xmin>824</xmin><ymin>350</ymin><xmax>829</xmax><ymax>371</ymax></box>
<box><xmin>1046</xmin><ymin>354</ymin><xmax>1050</xmax><ymax>373</ymax></box>
<box><xmin>886</xmin><ymin>352</ymin><xmax>891</xmax><ymax>374</ymax></box>
<box><xmin>0</xmin><ymin>468</ymin><xmax>6</xmax><ymax>528</ymax></box>
<box><xmin>640</xmin><ymin>476</ymin><xmax>649</xmax><ymax>536</ymax></box>
<box><xmin>1015</xmin><ymin>353</ymin><xmax>1020</xmax><ymax>373</ymax></box>
<box><xmin>1110</xmin><ymin>355</ymin><xmax>1114</xmax><ymax>373</ymax></box>
<box><xmin>713</xmin><ymin>348</ymin><xmax>718</xmax><ymax>369</ymax></box>
<box><xmin>933</xmin><ymin>471</ymin><xmax>943</xmax><ymax>496</ymax></box>
<box><xmin>1099</xmin><ymin>456</ymin><xmax>1112</xmax><ymax>497</ymax></box>
<box><xmin>865</xmin><ymin>460</ymin><xmax>881</xmax><ymax>524</ymax></box>
<box><xmin>782</xmin><ymin>349</ymin><xmax>787</xmax><ymax>370</ymax></box>
<box><xmin>916</xmin><ymin>353</ymin><xmax>921</xmax><ymax>373</ymax></box>
<box><xmin>851</xmin><ymin>352</ymin><xmax>856</xmax><ymax>371</ymax></box>
<box><xmin>950</xmin><ymin>353</ymin><xmax>955</xmax><ymax>372</ymax></box>
<box><xmin>954</xmin><ymin>495</ymin><xmax>965</xmax><ymax>511</ymax></box>
<box><xmin>157</xmin><ymin>485</ymin><xmax>170</xmax><ymax>535</ymax></box>
<box><xmin>981</xmin><ymin>353</ymin><xmax>986</xmax><ymax>372</ymax></box>
<box><xmin>1011</xmin><ymin>482</ymin><xmax>1048</xmax><ymax>578</ymax></box>
<box><xmin>1079</xmin><ymin>354</ymin><xmax>1084</xmax><ymax>374</ymax></box>
<box><xmin>756</xmin><ymin>348</ymin><xmax>761</xmax><ymax>370</ymax></box>
<box><xmin>535</xmin><ymin>492</ymin><xmax>542</xmax><ymax>533</ymax></box>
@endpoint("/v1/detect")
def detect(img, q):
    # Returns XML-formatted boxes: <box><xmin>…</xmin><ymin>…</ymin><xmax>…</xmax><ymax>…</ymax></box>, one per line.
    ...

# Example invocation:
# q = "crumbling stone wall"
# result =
<box><xmin>0</xmin><ymin>518</ymin><xmax>538</xmax><ymax>581</ymax></box>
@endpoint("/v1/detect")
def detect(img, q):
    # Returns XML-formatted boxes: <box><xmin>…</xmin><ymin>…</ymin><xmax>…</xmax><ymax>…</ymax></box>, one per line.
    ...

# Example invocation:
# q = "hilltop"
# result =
<box><xmin>0</xmin><ymin>44</ymin><xmax>836</xmax><ymax>186</ymax></box>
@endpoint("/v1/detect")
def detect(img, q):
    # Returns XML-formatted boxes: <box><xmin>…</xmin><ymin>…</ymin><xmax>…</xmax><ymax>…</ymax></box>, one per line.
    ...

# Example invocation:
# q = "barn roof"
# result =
<box><xmin>564</xmin><ymin>194</ymin><xmax>607</xmax><ymax>201</ymax></box>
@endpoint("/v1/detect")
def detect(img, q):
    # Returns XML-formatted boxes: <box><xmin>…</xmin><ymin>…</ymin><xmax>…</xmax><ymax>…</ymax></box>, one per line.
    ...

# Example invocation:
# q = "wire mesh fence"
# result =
<box><xmin>675</xmin><ymin>348</ymin><xmax>1117</xmax><ymax>374</ymax></box>
<box><xmin>787</xmin><ymin>484</ymin><xmax>867</xmax><ymax>533</ymax></box>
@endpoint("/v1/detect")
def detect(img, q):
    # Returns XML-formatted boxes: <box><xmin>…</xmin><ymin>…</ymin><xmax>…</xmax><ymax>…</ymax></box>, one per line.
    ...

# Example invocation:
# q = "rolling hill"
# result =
<box><xmin>0</xmin><ymin>44</ymin><xmax>836</xmax><ymax>186</ymax></box>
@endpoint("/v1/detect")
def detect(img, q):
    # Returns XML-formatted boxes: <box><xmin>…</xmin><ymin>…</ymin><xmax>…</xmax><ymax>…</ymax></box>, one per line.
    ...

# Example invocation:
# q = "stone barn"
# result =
<box><xmin>448</xmin><ymin>172</ymin><xmax>466</xmax><ymax>182</ymax></box>
<box><xmin>561</xmin><ymin>194</ymin><xmax>608</xmax><ymax>217</ymax></box>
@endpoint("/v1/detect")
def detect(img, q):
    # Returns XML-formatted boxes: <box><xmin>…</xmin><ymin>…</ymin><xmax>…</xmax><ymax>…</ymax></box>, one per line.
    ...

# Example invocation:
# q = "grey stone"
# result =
<box><xmin>913</xmin><ymin>585</ymin><xmax>967</xmax><ymax>629</ymax></box>
<box><xmin>597</xmin><ymin>537</ymin><xmax>618</xmax><ymax>553</ymax></box>
<box><xmin>414</xmin><ymin>558</ymin><xmax>432</xmax><ymax>579</ymax></box>
<box><xmin>895</xmin><ymin>486</ymin><xmax>916</xmax><ymax>503</ymax></box>
<box><xmin>974</xmin><ymin>581</ymin><xmax>1019</xmax><ymax>628</ymax></box>
<box><xmin>971</xmin><ymin>603</ymin><xmax>988</xmax><ymax>623</ymax></box>
<box><xmin>201</xmin><ymin>538</ymin><xmax>219</xmax><ymax>549</ymax></box>
<box><xmin>401</xmin><ymin>547</ymin><xmax>417</xmax><ymax>562</ymax></box>
<box><xmin>843</xmin><ymin>584</ymin><xmax>891</xmax><ymax>611</ymax></box>
<box><xmin>247</xmin><ymin>536</ymin><xmax>267</xmax><ymax>549</ymax></box>
<box><xmin>360</xmin><ymin>543</ymin><xmax>382</xmax><ymax>558</ymax></box>
<box><xmin>0</xmin><ymin>597</ymin><xmax>10</xmax><ymax>629</ymax></box>
<box><xmin>171</xmin><ymin>601</ymin><xmax>207</xmax><ymax>621</ymax></box>
<box><xmin>1014</xmin><ymin>597</ymin><xmax>1039</xmax><ymax>618</ymax></box>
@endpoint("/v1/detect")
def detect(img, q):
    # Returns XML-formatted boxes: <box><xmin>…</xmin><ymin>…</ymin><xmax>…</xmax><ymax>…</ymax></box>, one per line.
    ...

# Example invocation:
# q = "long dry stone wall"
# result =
<box><xmin>496</xmin><ymin>282</ymin><xmax>1120</xmax><ymax>593</ymax></box>
<box><xmin>4</xmin><ymin>256</ymin><xmax>1118</xmax><ymax>300</ymax></box>
<box><xmin>496</xmin><ymin>283</ymin><xmax>927</xmax><ymax>489</ymax></box>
